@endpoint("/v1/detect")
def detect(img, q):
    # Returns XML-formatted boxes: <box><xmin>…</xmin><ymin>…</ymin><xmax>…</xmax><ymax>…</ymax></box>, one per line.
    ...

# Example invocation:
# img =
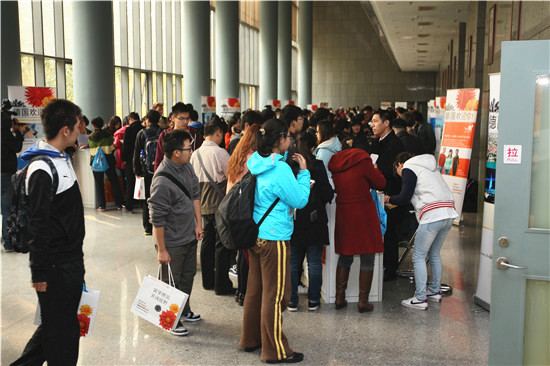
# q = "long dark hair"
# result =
<box><xmin>296</xmin><ymin>132</ymin><xmax>317</xmax><ymax>170</ymax></box>
<box><xmin>256</xmin><ymin>119</ymin><xmax>288</xmax><ymax>157</ymax></box>
<box><xmin>317</xmin><ymin>119</ymin><xmax>334</xmax><ymax>144</ymax></box>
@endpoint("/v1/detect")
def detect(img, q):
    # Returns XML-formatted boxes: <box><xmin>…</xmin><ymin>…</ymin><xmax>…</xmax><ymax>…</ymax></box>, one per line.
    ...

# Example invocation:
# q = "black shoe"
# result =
<box><xmin>308</xmin><ymin>301</ymin><xmax>320</xmax><ymax>311</ymax></box>
<box><xmin>265</xmin><ymin>352</ymin><xmax>304</xmax><ymax>364</ymax></box>
<box><xmin>235</xmin><ymin>291</ymin><xmax>241</xmax><ymax>303</ymax></box>
<box><xmin>244</xmin><ymin>345</ymin><xmax>261</xmax><ymax>352</ymax></box>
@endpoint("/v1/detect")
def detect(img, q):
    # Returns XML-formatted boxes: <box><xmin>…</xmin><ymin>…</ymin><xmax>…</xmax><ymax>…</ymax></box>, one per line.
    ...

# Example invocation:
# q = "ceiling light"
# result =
<box><xmin>418</xmin><ymin>6</ymin><xmax>436</xmax><ymax>11</ymax></box>
<box><xmin>418</xmin><ymin>22</ymin><xmax>432</xmax><ymax>26</ymax></box>
<box><xmin>417</xmin><ymin>34</ymin><xmax>430</xmax><ymax>38</ymax></box>
<box><xmin>401</xmin><ymin>36</ymin><xmax>414</xmax><ymax>40</ymax></box>
<box><xmin>418</xmin><ymin>43</ymin><xmax>429</xmax><ymax>45</ymax></box>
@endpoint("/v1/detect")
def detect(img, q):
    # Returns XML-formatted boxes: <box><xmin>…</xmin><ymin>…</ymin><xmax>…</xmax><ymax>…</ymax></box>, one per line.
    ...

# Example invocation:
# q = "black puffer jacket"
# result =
<box><xmin>1</xmin><ymin>124</ymin><xmax>24</xmax><ymax>173</ymax></box>
<box><xmin>291</xmin><ymin>159</ymin><xmax>334</xmax><ymax>247</ymax></box>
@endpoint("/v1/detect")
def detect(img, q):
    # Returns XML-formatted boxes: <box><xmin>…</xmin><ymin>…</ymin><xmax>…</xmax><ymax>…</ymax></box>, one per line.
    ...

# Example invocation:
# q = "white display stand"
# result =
<box><xmin>73</xmin><ymin>148</ymin><xmax>96</xmax><ymax>208</ymax></box>
<box><xmin>321</xmin><ymin>200</ymin><xmax>384</xmax><ymax>304</ymax></box>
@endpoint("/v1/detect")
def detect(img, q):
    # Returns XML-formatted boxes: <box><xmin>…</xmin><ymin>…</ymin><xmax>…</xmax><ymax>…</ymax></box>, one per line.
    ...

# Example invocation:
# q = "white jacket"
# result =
<box><xmin>403</xmin><ymin>154</ymin><xmax>455</xmax><ymax>221</ymax></box>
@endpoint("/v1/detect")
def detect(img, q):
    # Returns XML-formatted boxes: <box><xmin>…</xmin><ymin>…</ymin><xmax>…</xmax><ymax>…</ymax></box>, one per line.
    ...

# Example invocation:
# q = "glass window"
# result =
<box><xmin>19</xmin><ymin>1</ymin><xmax>34</xmax><ymax>53</ymax></box>
<box><xmin>141</xmin><ymin>72</ymin><xmax>148</xmax><ymax>117</ymax></box>
<box><xmin>140</xmin><ymin>0</ymin><xmax>146</xmax><ymax>68</ymax></box>
<box><xmin>113</xmin><ymin>0</ymin><xmax>121</xmax><ymax>65</ymax></box>
<box><xmin>128</xmin><ymin>1</ymin><xmax>134</xmax><ymax>68</ymax></box>
<box><xmin>63</xmin><ymin>1</ymin><xmax>73</xmax><ymax>59</ymax></box>
<box><xmin>42</xmin><ymin>1</ymin><xmax>56</xmax><ymax>57</ymax></box>
<box><xmin>129</xmin><ymin>69</ymin><xmax>135</xmax><ymax>111</ymax></box>
<box><xmin>529</xmin><ymin>75</ymin><xmax>550</xmax><ymax>229</ymax></box>
<box><xmin>45</xmin><ymin>58</ymin><xmax>56</xmax><ymax>88</ymax></box>
<box><xmin>65</xmin><ymin>63</ymin><xmax>73</xmax><ymax>101</ymax></box>
<box><xmin>21</xmin><ymin>56</ymin><xmax>35</xmax><ymax>86</ymax></box>
<box><xmin>152</xmin><ymin>71</ymin><xmax>157</xmax><ymax>102</ymax></box>
<box><xmin>162</xmin><ymin>73</ymin><xmax>167</xmax><ymax>108</ymax></box>
<box><xmin>115</xmin><ymin>67</ymin><xmax>122</xmax><ymax>117</ymax></box>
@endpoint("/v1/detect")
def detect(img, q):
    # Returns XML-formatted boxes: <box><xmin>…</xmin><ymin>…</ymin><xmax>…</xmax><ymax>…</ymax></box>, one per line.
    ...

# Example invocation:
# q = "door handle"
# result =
<box><xmin>496</xmin><ymin>257</ymin><xmax>527</xmax><ymax>270</ymax></box>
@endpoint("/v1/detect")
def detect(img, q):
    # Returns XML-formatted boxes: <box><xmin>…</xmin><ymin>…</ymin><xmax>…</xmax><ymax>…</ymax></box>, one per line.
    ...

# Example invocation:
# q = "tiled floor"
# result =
<box><xmin>1</xmin><ymin>209</ymin><xmax>489</xmax><ymax>365</ymax></box>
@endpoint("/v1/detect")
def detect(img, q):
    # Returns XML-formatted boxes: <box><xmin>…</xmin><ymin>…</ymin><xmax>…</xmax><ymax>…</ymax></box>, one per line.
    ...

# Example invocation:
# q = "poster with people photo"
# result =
<box><xmin>439</xmin><ymin>88</ymin><xmax>480</xmax><ymax>219</ymax></box>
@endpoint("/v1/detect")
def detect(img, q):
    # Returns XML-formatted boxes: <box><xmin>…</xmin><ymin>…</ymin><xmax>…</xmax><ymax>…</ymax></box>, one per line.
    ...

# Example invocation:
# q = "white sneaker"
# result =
<box><xmin>287</xmin><ymin>302</ymin><xmax>298</xmax><ymax>312</ymax></box>
<box><xmin>401</xmin><ymin>296</ymin><xmax>428</xmax><ymax>310</ymax></box>
<box><xmin>170</xmin><ymin>322</ymin><xmax>189</xmax><ymax>336</ymax></box>
<box><xmin>426</xmin><ymin>290</ymin><xmax>442</xmax><ymax>302</ymax></box>
<box><xmin>182</xmin><ymin>312</ymin><xmax>201</xmax><ymax>322</ymax></box>
<box><xmin>229</xmin><ymin>264</ymin><xmax>238</xmax><ymax>277</ymax></box>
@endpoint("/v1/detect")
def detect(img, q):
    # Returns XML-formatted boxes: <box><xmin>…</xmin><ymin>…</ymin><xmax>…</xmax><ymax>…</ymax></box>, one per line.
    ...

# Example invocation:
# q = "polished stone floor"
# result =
<box><xmin>1</xmin><ymin>208</ymin><xmax>489</xmax><ymax>365</ymax></box>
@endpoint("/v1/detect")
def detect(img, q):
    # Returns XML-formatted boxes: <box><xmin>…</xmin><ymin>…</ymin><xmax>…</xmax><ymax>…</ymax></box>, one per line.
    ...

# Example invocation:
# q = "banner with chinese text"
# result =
<box><xmin>437</xmin><ymin>88</ymin><xmax>479</xmax><ymax>219</ymax></box>
<box><xmin>8</xmin><ymin>86</ymin><xmax>57</xmax><ymax>169</ymax></box>
<box><xmin>475</xmin><ymin>74</ymin><xmax>500</xmax><ymax>310</ymax></box>
<box><xmin>201</xmin><ymin>96</ymin><xmax>216</xmax><ymax>125</ymax></box>
<box><xmin>219</xmin><ymin>98</ymin><xmax>240</xmax><ymax>121</ymax></box>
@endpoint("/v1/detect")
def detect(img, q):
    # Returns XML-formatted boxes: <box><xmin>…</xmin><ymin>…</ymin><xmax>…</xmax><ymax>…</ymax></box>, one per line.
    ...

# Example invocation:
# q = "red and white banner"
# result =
<box><xmin>268</xmin><ymin>100</ymin><xmax>282</xmax><ymax>109</ymax></box>
<box><xmin>437</xmin><ymin>88</ymin><xmax>480</xmax><ymax>219</ymax></box>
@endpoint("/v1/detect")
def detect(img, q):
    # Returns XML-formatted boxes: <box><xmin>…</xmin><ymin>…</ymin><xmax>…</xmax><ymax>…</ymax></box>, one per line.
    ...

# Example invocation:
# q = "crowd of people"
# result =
<box><xmin>2</xmin><ymin>98</ymin><xmax>456</xmax><ymax>364</ymax></box>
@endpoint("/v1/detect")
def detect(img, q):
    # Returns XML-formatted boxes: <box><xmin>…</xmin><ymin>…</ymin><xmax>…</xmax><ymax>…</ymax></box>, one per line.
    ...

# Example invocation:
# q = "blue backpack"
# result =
<box><xmin>141</xmin><ymin>128</ymin><xmax>162</xmax><ymax>174</ymax></box>
<box><xmin>91</xmin><ymin>148</ymin><xmax>109</xmax><ymax>172</ymax></box>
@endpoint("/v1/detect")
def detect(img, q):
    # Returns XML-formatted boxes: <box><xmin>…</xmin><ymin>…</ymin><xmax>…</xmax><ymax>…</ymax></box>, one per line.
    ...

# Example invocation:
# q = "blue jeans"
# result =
<box><xmin>413</xmin><ymin>218</ymin><xmax>453</xmax><ymax>300</ymax></box>
<box><xmin>290</xmin><ymin>245</ymin><xmax>323</xmax><ymax>304</ymax></box>
<box><xmin>1</xmin><ymin>172</ymin><xmax>14</xmax><ymax>249</ymax></box>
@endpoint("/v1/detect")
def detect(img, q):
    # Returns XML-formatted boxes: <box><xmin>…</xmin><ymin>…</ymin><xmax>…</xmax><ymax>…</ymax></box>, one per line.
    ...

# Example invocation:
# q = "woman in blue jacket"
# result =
<box><xmin>239</xmin><ymin>119</ymin><xmax>310</xmax><ymax>364</ymax></box>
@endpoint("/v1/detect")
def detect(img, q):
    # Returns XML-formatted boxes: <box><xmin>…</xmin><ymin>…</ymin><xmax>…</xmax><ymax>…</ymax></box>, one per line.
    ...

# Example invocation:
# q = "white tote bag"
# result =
<box><xmin>34</xmin><ymin>286</ymin><xmax>101</xmax><ymax>338</ymax></box>
<box><xmin>134</xmin><ymin>177</ymin><xmax>146</xmax><ymax>200</ymax></box>
<box><xmin>130</xmin><ymin>264</ymin><xmax>189</xmax><ymax>332</ymax></box>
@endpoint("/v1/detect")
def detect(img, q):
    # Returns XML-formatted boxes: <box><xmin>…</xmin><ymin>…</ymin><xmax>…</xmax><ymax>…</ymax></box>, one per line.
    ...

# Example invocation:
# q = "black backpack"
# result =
<box><xmin>141</xmin><ymin>128</ymin><xmax>162</xmax><ymax>174</ymax></box>
<box><xmin>215</xmin><ymin>172</ymin><xmax>279</xmax><ymax>251</ymax></box>
<box><xmin>7</xmin><ymin>156</ymin><xmax>59</xmax><ymax>253</ymax></box>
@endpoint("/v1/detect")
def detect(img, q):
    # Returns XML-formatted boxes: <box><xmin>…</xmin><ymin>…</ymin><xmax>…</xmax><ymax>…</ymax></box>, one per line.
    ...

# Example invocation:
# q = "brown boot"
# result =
<box><xmin>335</xmin><ymin>266</ymin><xmax>350</xmax><ymax>309</ymax></box>
<box><xmin>358</xmin><ymin>270</ymin><xmax>374</xmax><ymax>313</ymax></box>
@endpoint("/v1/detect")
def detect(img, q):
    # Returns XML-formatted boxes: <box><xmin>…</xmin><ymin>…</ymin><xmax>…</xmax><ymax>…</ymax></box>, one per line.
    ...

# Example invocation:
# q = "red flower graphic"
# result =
<box><xmin>77</xmin><ymin>313</ymin><xmax>90</xmax><ymax>337</ymax></box>
<box><xmin>456</xmin><ymin>89</ymin><xmax>476</xmax><ymax>111</ymax></box>
<box><xmin>25</xmin><ymin>87</ymin><xmax>55</xmax><ymax>107</ymax></box>
<box><xmin>159</xmin><ymin>310</ymin><xmax>176</xmax><ymax>330</ymax></box>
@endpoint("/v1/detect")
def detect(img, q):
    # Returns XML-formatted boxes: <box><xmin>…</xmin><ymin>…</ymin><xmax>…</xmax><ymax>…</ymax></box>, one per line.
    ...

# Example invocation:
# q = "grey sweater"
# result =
<box><xmin>149</xmin><ymin>158</ymin><xmax>200</xmax><ymax>247</ymax></box>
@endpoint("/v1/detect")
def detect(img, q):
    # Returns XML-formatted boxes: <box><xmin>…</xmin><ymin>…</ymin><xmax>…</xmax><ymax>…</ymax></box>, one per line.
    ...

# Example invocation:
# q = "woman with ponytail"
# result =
<box><xmin>239</xmin><ymin>119</ymin><xmax>310</xmax><ymax>364</ymax></box>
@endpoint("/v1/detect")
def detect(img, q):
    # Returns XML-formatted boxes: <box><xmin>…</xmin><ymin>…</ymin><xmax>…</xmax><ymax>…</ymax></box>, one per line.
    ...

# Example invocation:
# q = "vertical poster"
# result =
<box><xmin>437</xmin><ymin>88</ymin><xmax>479</xmax><ymax>220</ymax></box>
<box><xmin>475</xmin><ymin>74</ymin><xmax>500</xmax><ymax>310</ymax></box>
<box><xmin>380</xmin><ymin>102</ymin><xmax>392</xmax><ymax>110</ymax></box>
<box><xmin>434</xmin><ymin>96</ymin><xmax>446</xmax><ymax>142</ymax></box>
<box><xmin>306</xmin><ymin>104</ymin><xmax>318</xmax><ymax>112</ymax></box>
<box><xmin>428</xmin><ymin>99</ymin><xmax>436</xmax><ymax>129</ymax></box>
<box><xmin>268</xmin><ymin>100</ymin><xmax>282</xmax><ymax>109</ymax></box>
<box><xmin>219</xmin><ymin>98</ymin><xmax>240</xmax><ymax>122</ymax></box>
<box><xmin>8</xmin><ymin>86</ymin><xmax>57</xmax><ymax>169</ymax></box>
<box><xmin>201</xmin><ymin>96</ymin><xmax>216</xmax><ymax>126</ymax></box>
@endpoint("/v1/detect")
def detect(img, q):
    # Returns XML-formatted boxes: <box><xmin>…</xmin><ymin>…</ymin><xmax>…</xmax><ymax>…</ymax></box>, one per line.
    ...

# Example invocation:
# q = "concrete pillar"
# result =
<box><xmin>277</xmin><ymin>1</ymin><xmax>292</xmax><ymax>102</ymax></box>
<box><xmin>72</xmin><ymin>1</ymin><xmax>115</xmax><ymax>120</ymax></box>
<box><xmin>183</xmin><ymin>1</ymin><xmax>210</xmax><ymax>110</ymax></box>
<box><xmin>259</xmin><ymin>2</ymin><xmax>278</xmax><ymax>107</ymax></box>
<box><xmin>215</xmin><ymin>0</ymin><xmax>239</xmax><ymax>112</ymax></box>
<box><xmin>1</xmin><ymin>1</ymin><xmax>22</xmax><ymax>100</ymax></box>
<box><xmin>297</xmin><ymin>1</ymin><xmax>312</xmax><ymax>108</ymax></box>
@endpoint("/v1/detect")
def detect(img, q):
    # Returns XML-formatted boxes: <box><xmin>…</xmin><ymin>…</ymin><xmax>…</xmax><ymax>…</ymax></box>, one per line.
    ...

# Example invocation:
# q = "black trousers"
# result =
<box><xmin>200</xmin><ymin>214</ymin><xmax>232</xmax><ymax>293</ymax></box>
<box><xmin>93</xmin><ymin>165</ymin><xmax>124</xmax><ymax>208</ymax></box>
<box><xmin>124</xmin><ymin>163</ymin><xmax>136</xmax><ymax>211</ymax></box>
<box><xmin>11</xmin><ymin>260</ymin><xmax>85</xmax><ymax>366</ymax></box>
<box><xmin>383</xmin><ymin>205</ymin><xmax>410</xmax><ymax>276</ymax></box>
<box><xmin>142</xmin><ymin>174</ymin><xmax>152</xmax><ymax>233</ymax></box>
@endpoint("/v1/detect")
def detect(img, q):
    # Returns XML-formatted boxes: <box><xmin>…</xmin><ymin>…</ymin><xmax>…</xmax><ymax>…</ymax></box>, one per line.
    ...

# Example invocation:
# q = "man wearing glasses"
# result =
<box><xmin>154</xmin><ymin>102</ymin><xmax>203</xmax><ymax>171</ymax></box>
<box><xmin>149</xmin><ymin>129</ymin><xmax>204</xmax><ymax>336</ymax></box>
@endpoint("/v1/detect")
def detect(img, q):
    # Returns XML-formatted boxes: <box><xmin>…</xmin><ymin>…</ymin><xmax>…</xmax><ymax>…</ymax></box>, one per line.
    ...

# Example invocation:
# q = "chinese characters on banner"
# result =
<box><xmin>475</xmin><ymin>74</ymin><xmax>500</xmax><ymax>310</ymax></box>
<box><xmin>437</xmin><ymin>88</ymin><xmax>480</xmax><ymax>220</ymax></box>
<box><xmin>8</xmin><ymin>86</ymin><xmax>57</xmax><ymax>169</ymax></box>
<box><xmin>219</xmin><ymin>98</ymin><xmax>240</xmax><ymax>122</ymax></box>
<box><xmin>201</xmin><ymin>96</ymin><xmax>216</xmax><ymax>125</ymax></box>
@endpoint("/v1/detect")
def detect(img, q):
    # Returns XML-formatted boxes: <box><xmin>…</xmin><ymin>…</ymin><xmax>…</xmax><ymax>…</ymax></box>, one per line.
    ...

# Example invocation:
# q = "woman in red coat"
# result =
<box><xmin>328</xmin><ymin>143</ymin><xmax>386</xmax><ymax>312</ymax></box>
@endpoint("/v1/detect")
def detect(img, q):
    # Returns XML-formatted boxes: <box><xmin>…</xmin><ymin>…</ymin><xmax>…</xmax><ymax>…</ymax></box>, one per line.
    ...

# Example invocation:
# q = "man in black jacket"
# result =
<box><xmin>1</xmin><ymin>109</ymin><xmax>28</xmax><ymax>251</ymax></box>
<box><xmin>393</xmin><ymin>118</ymin><xmax>425</xmax><ymax>156</ymax></box>
<box><xmin>133</xmin><ymin>109</ymin><xmax>161</xmax><ymax>235</ymax></box>
<box><xmin>121</xmin><ymin>112</ymin><xmax>142</xmax><ymax>212</ymax></box>
<box><xmin>370</xmin><ymin>110</ymin><xmax>408</xmax><ymax>281</ymax></box>
<box><xmin>11</xmin><ymin>99</ymin><xmax>86</xmax><ymax>365</ymax></box>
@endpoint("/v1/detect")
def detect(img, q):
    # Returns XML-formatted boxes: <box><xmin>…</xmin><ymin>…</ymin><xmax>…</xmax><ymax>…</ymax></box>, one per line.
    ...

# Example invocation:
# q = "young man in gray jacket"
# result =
<box><xmin>148</xmin><ymin>129</ymin><xmax>204</xmax><ymax>336</ymax></box>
